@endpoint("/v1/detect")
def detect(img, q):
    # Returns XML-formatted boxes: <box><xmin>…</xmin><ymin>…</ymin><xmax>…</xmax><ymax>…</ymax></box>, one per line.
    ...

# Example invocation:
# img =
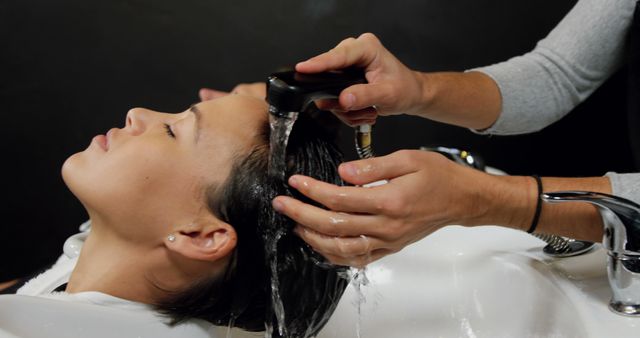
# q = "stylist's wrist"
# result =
<box><xmin>464</xmin><ymin>174</ymin><xmax>535</xmax><ymax>231</ymax></box>
<box><xmin>413</xmin><ymin>71</ymin><xmax>435</xmax><ymax>117</ymax></box>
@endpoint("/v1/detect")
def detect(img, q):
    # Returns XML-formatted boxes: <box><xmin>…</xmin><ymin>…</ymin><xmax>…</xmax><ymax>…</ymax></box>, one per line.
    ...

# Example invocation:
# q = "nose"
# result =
<box><xmin>125</xmin><ymin>108</ymin><xmax>157</xmax><ymax>135</ymax></box>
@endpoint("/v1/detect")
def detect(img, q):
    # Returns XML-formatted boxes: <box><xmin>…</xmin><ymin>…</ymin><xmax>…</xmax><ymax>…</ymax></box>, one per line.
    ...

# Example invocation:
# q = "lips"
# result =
<box><xmin>93</xmin><ymin>134</ymin><xmax>108</xmax><ymax>151</ymax></box>
<box><xmin>105</xmin><ymin>128</ymin><xmax>117</xmax><ymax>150</ymax></box>
<box><xmin>93</xmin><ymin>128</ymin><xmax>117</xmax><ymax>152</ymax></box>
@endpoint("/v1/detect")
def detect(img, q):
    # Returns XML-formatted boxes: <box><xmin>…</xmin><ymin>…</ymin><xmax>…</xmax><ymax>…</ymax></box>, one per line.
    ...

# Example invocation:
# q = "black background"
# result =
<box><xmin>1</xmin><ymin>0</ymin><xmax>634</xmax><ymax>280</ymax></box>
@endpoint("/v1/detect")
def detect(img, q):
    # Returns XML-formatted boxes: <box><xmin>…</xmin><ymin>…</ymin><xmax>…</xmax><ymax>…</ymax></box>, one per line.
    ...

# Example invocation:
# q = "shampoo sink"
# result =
<box><xmin>316</xmin><ymin>226</ymin><xmax>638</xmax><ymax>338</ymax></box>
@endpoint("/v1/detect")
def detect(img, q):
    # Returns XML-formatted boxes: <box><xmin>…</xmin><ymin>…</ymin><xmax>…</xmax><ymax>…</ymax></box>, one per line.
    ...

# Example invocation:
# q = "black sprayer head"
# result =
<box><xmin>266</xmin><ymin>68</ymin><xmax>366</xmax><ymax>117</ymax></box>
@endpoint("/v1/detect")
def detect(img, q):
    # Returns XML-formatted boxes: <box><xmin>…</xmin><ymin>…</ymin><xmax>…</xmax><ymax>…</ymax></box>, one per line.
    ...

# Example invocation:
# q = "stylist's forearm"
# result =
<box><xmin>538</xmin><ymin>177</ymin><xmax>610</xmax><ymax>242</ymax></box>
<box><xmin>414</xmin><ymin>71</ymin><xmax>502</xmax><ymax>130</ymax></box>
<box><xmin>480</xmin><ymin>175</ymin><xmax>611</xmax><ymax>242</ymax></box>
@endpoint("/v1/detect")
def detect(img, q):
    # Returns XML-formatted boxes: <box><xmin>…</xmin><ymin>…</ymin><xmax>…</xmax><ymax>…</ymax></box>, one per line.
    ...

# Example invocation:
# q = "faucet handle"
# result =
<box><xmin>542</xmin><ymin>191</ymin><xmax>640</xmax><ymax>256</ymax></box>
<box><xmin>543</xmin><ymin>191</ymin><xmax>640</xmax><ymax>316</ymax></box>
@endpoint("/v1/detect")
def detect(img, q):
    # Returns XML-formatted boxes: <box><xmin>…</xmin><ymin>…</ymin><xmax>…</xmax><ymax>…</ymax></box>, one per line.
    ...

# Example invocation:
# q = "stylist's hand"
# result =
<box><xmin>199</xmin><ymin>82</ymin><xmax>266</xmax><ymax>101</ymax></box>
<box><xmin>272</xmin><ymin>150</ymin><xmax>515</xmax><ymax>267</ymax></box>
<box><xmin>296</xmin><ymin>32</ymin><xmax>424</xmax><ymax>126</ymax></box>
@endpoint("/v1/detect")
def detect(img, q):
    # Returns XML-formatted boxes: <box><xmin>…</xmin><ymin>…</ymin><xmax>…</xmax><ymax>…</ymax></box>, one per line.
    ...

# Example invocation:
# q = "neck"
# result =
<box><xmin>66</xmin><ymin>221</ymin><xmax>163</xmax><ymax>304</ymax></box>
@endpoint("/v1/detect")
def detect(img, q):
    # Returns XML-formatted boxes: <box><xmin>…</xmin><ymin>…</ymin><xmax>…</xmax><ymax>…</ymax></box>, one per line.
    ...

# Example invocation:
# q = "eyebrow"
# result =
<box><xmin>189</xmin><ymin>104</ymin><xmax>203</xmax><ymax>144</ymax></box>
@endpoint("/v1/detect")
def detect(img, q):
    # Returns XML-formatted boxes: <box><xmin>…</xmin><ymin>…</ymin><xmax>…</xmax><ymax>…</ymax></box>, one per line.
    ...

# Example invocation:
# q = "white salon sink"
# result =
<box><xmin>221</xmin><ymin>225</ymin><xmax>638</xmax><ymax>338</ymax></box>
<box><xmin>314</xmin><ymin>225</ymin><xmax>639</xmax><ymax>338</ymax></box>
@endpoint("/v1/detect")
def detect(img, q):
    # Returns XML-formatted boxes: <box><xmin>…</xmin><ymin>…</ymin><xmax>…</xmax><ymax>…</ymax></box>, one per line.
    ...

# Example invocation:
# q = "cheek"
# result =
<box><xmin>63</xmin><ymin>142</ymin><xmax>201</xmax><ymax>222</ymax></box>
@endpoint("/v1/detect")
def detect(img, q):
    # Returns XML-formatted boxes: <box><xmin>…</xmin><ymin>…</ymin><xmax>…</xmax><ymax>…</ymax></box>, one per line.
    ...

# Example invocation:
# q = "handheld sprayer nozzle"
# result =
<box><xmin>265</xmin><ymin>68</ymin><xmax>376</xmax><ymax>183</ymax></box>
<box><xmin>266</xmin><ymin>69</ymin><xmax>367</xmax><ymax>116</ymax></box>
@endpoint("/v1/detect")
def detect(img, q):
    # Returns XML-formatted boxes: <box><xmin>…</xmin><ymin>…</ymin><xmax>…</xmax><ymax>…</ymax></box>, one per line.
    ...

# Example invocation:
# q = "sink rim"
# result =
<box><xmin>316</xmin><ymin>225</ymin><xmax>640</xmax><ymax>338</ymax></box>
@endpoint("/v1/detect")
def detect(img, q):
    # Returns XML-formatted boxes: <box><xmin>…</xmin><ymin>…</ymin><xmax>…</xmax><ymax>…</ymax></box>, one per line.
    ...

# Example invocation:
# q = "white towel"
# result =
<box><xmin>16</xmin><ymin>220</ymin><xmax>154</xmax><ymax>312</ymax></box>
<box><xmin>16</xmin><ymin>221</ymin><xmax>90</xmax><ymax>296</ymax></box>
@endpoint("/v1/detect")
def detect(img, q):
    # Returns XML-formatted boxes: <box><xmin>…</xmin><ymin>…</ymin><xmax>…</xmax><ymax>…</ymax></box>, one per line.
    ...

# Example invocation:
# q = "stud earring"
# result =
<box><xmin>167</xmin><ymin>234</ymin><xmax>176</xmax><ymax>242</ymax></box>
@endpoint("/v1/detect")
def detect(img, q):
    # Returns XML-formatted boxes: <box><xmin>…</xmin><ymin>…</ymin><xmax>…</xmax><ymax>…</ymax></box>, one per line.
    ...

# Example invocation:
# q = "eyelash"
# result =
<box><xmin>164</xmin><ymin>123</ymin><xmax>175</xmax><ymax>138</ymax></box>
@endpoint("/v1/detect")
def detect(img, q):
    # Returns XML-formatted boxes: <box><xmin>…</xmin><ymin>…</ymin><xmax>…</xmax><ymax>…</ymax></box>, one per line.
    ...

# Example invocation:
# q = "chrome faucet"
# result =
<box><xmin>542</xmin><ymin>191</ymin><xmax>640</xmax><ymax>316</ymax></box>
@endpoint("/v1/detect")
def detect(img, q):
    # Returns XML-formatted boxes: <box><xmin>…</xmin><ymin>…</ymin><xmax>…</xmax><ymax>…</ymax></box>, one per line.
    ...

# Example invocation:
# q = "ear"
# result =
<box><xmin>165</xmin><ymin>219</ymin><xmax>237</xmax><ymax>263</ymax></box>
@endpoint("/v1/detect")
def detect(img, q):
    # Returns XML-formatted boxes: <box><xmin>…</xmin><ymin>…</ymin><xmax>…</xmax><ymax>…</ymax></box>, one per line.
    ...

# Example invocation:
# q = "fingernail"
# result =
<box><xmin>340</xmin><ymin>163</ymin><xmax>358</xmax><ymax>177</ymax></box>
<box><xmin>272</xmin><ymin>198</ymin><xmax>285</xmax><ymax>212</ymax></box>
<box><xmin>288</xmin><ymin>175</ymin><xmax>299</xmax><ymax>188</ymax></box>
<box><xmin>361</xmin><ymin>164</ymin><xmax>373</xmax><ymax>173</ymax></box>
<box><xmin>345</xmin><ymin>93</ymin><xmax>356</xmax><ymax>108</ymax></box>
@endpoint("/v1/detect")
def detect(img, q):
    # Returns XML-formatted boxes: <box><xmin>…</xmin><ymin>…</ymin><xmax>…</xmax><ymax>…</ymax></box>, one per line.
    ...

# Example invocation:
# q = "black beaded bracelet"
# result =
<box><xmin>527</xmin><ymin>175</ymin><xmax>543</xmax><ymax>233</ymax></box>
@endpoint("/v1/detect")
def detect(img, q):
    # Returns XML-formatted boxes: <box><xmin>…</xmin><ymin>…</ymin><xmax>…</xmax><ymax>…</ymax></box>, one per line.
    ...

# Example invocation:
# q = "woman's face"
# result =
<box><xmin>62</xmin><ymin>95</ymin><xmax>268</xmax><ymax>241</ymax></box>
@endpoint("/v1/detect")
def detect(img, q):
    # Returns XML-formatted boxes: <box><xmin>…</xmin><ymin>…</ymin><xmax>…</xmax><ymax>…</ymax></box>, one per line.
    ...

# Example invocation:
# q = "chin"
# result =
<box><xmin>61</xmin><ymin>152</ymin><xmax>82</xmax><ymax>189</ymax></box>
<box><xmin>61</xmin><ymin>157</ymin><xmax>108</xmax><ymax>225</ymax></box>
<box><xmin>61</xmin><ymin>151</ymin><xmax>135</xmax><ymax>224</ymax></box>
<box><xmin>61</xmin><ymin>151</ymin><xmax>97</xmax><ymax>208</ymax></box>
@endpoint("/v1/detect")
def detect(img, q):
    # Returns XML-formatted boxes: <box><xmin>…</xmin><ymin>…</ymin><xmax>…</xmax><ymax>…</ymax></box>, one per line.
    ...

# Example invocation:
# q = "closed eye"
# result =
<box><xmin>164</xmin><ymin>123</ymin><xmax>176</xmax><ymax>138</ymax></box>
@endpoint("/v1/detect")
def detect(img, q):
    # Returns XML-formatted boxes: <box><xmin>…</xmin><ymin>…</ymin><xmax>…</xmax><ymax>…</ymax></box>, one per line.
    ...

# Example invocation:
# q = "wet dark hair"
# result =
<box><xmin>155</xmin><ymin>109</ymin><xmax>348</xmax><ymax>337</ymax></box>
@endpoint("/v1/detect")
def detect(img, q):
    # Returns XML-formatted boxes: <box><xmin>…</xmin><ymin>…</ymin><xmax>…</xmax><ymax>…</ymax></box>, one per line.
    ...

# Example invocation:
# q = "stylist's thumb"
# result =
<box><xmin>339</xmin><ymin>150</ymin><xmax>419</xmax><ymax>186</ymax></box>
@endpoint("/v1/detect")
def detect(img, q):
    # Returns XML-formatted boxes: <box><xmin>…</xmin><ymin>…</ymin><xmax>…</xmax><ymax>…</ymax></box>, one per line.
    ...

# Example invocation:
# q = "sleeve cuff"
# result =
<box><xmin>605</xmin><ymin>172</ymin><xmax>640</xmax><ymax>205</ymax></box>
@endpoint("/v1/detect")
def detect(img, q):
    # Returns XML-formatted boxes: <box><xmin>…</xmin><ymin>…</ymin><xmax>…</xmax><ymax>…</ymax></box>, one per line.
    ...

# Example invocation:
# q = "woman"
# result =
<box><xmin>4</xmin><ymin>94</ymin><xmax>348</xmax><ymax>338</ymax></box>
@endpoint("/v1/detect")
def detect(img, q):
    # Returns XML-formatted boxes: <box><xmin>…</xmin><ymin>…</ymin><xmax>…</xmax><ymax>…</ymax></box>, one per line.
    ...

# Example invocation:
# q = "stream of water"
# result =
<box><xmin>264</xmin><ymin>111</ymin><xmax>371</xmax><ymax>338</ymax></box>
<box><xmin>265</xmin><ymin>111</ymin><xmax>299</xmax><ymax>337</ymax></box>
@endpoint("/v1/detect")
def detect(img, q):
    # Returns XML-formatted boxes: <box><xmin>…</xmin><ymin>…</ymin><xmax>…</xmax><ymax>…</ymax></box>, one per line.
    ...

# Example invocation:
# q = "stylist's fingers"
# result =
<box><xmin>273</xmin><ymin>195</ymin><xmax>383</xmax><ymax>237</ymax></box>
<box><xmin>338</xmin><ymin>83</ymin><xmax>397</xmax><ymax>113</ymax></box>
<box><xmin>286</xmin><ymin>175</ymin><xmax>391</xmax><ymax>215</ymax></box>
<box><xmin>199</xmin><ymin>83</ymin><xmax>266</xmax><ymax>102</ymax></box>
<box><xmin>199</xmin><ymin>88</ymin><xmax>229</xmax><ymax>101</ymax></box>
<box><xmin>315</xmin><ymin>99</ymin><xmax>377</xmax><ymax>117</ymax></box>
<box><xmin>295</xmin><ymin>33</ymin><xmax>381</xmax><ymax>73</ymax></box>
<box><xmin>338</xmin><ymin>150</ymin><xmax>421</xmax><ymax>186</ymax></box>
<box><xmin>314</xmin><ymin>98</ymin><xmax>343</xmax><ymax>111</ymax></box>
<box><xmin>230</xmin><ymin>82</ymin><xmax>266</xmax><ymax>98</ymax></box>
<box><xmin>315</xmin><ymin>104</ymin><xmax>377</xmax><ymax>127</ymax></box>
<box><xmin>340</xmin><ymin>118</ymin><xmax>377</xmax><ymax>127</ymax></box>
<box><xmin>294</xmin><ymin>226</ymin><xmax>386</xmax><ymax>257</ymax></box>
<box><xmin>321</xmin><ymin>248</ymin><xmax>391</xmax><ymax>268</ymax></box>
<box><xmin>316</xmin><ymin>82</ymin><xmax>394</xmax><ymax>117</ymax></box>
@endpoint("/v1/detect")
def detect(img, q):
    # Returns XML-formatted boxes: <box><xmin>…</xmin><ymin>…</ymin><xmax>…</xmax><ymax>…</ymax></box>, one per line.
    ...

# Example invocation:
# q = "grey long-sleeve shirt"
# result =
<box><xmin>473</xmin><ymin>0</ymin><xmax>639</xmax><ymax>203</ymax></box>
